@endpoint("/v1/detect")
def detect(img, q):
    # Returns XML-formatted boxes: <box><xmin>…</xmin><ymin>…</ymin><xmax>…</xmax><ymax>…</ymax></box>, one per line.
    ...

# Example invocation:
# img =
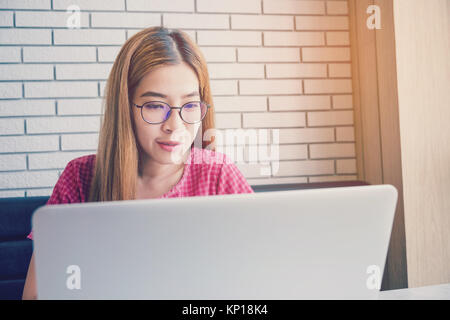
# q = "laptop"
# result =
<box><xmin>31</xmin><ymin>184</ymin><xmax>398</xmax><ymax>300</ymax></box>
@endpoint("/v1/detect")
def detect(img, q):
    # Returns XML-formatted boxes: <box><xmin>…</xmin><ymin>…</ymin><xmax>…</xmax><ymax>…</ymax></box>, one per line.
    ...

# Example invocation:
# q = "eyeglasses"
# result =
<box><xmin>133</xmin><ymin>101</ymin><xmax>211</xmax><ymax>125</ymax></box>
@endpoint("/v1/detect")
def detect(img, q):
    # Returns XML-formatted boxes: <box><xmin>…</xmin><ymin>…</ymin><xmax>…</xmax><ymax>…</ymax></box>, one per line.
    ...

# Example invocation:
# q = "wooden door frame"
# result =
<box><xmin>348</xmin><ymin>0</ymin><xmax>408</xmax><ymax>290</ymax></box>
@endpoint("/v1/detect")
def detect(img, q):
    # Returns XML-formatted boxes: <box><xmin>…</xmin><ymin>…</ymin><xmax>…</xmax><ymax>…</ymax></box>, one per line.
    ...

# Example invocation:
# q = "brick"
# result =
<box><xmin>0</xmin><ymin>135</ymin><xmax>59</xmax><ymax>153</ymax></box>
<box><xmin>126</xmin><ymin>0</ymin><xmax>194</xmax><ymax>12</ymax></box>
<box><xmin>278</xmin><ymin>144</ymin><xmax>308</xmax><ymax>160</ymax></box>
<box><xmin>266</xmin><ymin>63</ymin><xmax>327</xmax><ymax>78</ymax></box>
<box><xmin>304</xmin><ymin>79</ymin><xmax>352</xmax><ymax>94</ymax></box>
<box><xmin>302</xmin><ymin>47</ymin><xmax>351</xmax><ymax>62</ymax></box>
<box><xmin>307</xmin><ymin>110</ymin><xmax>354</xmax><ymax>126</ymax></box>
<box><xmin>23</xmin><ymin>46</ymin><xmax>96</xmax><ymax>63</ymax></box>
<box><xmin>0</xmin><ymin>29</ymin><xmax>51</xmax><ymax>45</ymax></box>
<box><xmin>240</xmin><ymin>80</ymin><xmax>303</xmax><ymax>95</ymax></box>
<box><xmin>235</xmin><ymin>162</ymin><xmax>272</xmax><ymax>178</ymax></box>
<box><xmin>247</xmin><ymin>144</ymin><xmax>308</xmax><ymax>161</ymax></box>
<box><xmin>91</xmin><ymin>12</ymin><xmax>160</xmax><ymax>28</ymax></box>
<box><xmin>231</xmin><ymin>15</ymin><xmax>293</xmax><ymax>30</ymax></box>
<box><xmin>243</xmin><ymin>112</ymin><xmax>305</xmax><ymax>128</ymax></box>
<box><xmin>213</xmin><ymin>96</ymin><xmax>267</xmax><ymax>112</ymax></box>
<box><xmin>310</xmin><ymin>142</ymin><xmax>355</xmax><ymax>158</ymax></box>
<box><xmin>208</xmin><ymin>63</ymin><xmax>264</xmax><ymax>79</ymax></box>
<box><xmin>57</xmin><ymin>99</ymin><xmax>103</xmax><ymax>115</ymax></box>
<box><xmin>0</xmin><ymin>0</ymin><xmax>50</xmax><ymax>9</ymax></box>
<box><xmin>0</xmin><ymin>64</ymin><xmax>53</xmax><ymax>81</ymax></box>
<box><xmin>336</xmin><ymin>159</ymin><xmax>357</xmax><ymax>174</ymax></box>
<box><xmin>96</xmin><ymin>47</ymin><xmax>120</xmax><ymax>62</ymax></box>
<box><xmin>0</xmin><ymin>11</ymin><xmax>13</xmax><ymax>27</ymax></box>
<box><xmin>269</xmin><ymin>95</ymin><xmax>331</xmax><ymax>111</ymax></box>
<box><xmin>238</xmin><ymin>48</ymin><xmax>299</xmax><ymax>62</ymax></box>
<box><xmin>54</xmin><ymin>29</ymin><xmax>126</xmax><ymax>45</ymax></box>
<box><xmin>28</xmin><ymin>151</ymin><xmax>92</xmax><ymax>170</ymax></box>
<box><xmin>99</xmin><ymin>81</ymin><xmax>107</xmax><ymax>97</ymax></box>
<box><xmin>214</xmin><ymin>128</ymin><xmax>266</xmax><ymax>146</ymax></box>
<box><xmin>0</xmin><ymin>100</ymin><xmax>55</xmax><ymax>117</ymax></box>
<box><xmin>0</xmin><ymin>154</ymin><xmax>27</xmax><ymax>171</ymax></box>
<box><xmin>263</xmin><ymin>0</ymin><xmax>325</xmax><ymax>14</ymax></box>
<box><xmin>0</xmin><ymin>83</ymin><xmax>22</xmax><ymax>99</ymax></box>
<box><xmin>264</xmin><ymin>31</ymin><xmax>324</xmax><ymax>46</ymax></box>
<box><xmin>164</xmin><ymin>13</ymin><xmax>229</xmax><ymax>29</ymax></box>
<box><xmin>24</xmin><ymin>82</ymin><xmax>98</xmax><ymax>98</ymax></box>
<box><xmin>278</xmin><ymin>127</ymin><xmax>334</xmax><ymax>143</ymax></box>
<box><xmin>55</xmin><ymin>64</ymin><xmax>112</xmax><ymax>80</ymax></box>
<box><xmin>274</xmin><ymin>160</ymin><xmax>334</xmax><ymax>176</ymax></box>
<box><xmin>53</xmin><ymin>0</ymin><xmax>125</xmax><ymax>10</ymax></box>
<box><xmin>0</xmin><ymin>119</ymin><xmax>24</xmax><ymax>135</ymax></box>
<box><xmin>241</xmin><ymin>144</ymin><xmax>276</xmax><ymax>163</ymax></box>
<box><xmin>295</xmin><ymin>16</ymin><xmax>349</xmax><ymax>30</ymax></box>
<box><xmin>15</xmin><ymin>11</ymin><xmax>89</xmax><ymax>28</ymax></box>
<box><xmin>200</xmin><ymin>47</ymin><xmax>236</xmax><ymax>62</ymax></box>
<box><xmin>61</xmin><ymin>133</ymin><xmax>99</xmax><ymax>150</ymax></box>
<box><xmin>215</xmin><ymin>113</ymin><xmax>241</xmax><ymax>129</ymax></box>
<box><xmin>219</xmin><ymin>136</ymin><xmax>259</xmax><ymax>149</ymax></box>
<box><xmin>197</xmin><ymin>31</ymin><xmax>261</xmax><ymax>46</ymax></box>
<box><xmin>197</xmin><ymin>0</ymin><xmax>261</xmax><ymax>13</ymax></box>
<box><xmin>327</xmin><ymin>1</ymin><xmax>349</xmax><ymax>15</ymax></box>
<box><xmin>326</xmin><ymin>31</ymin><xmax>350</xmax><ymax>45</ymax></box>
<box><xmin>26</xmin><ymin>116</ymin><xmax>100</xmax><ymax>134</ymax></box>
<box><xmin>329</xmin><ymin>63</ymin><xmax>351</xmax><ymax>77</ymax></box>
<box><xmin>309</xmin><ymin>174</ymin><xmax>357</xmax><ymax>182</ymax></box>
<box><xmin>332</xmin><ymin>95</ymin><xmax>353</xmax><ymax>109</ymax></box>
<box><xmin>210</xmin><ymin>80</ymin><xmax>238</xmax><ymax>95</ymax></box>
<box><xmin>0</xmin><ymin>171</ymin><xmax>59</xmax><ymax>189</ymax></box>
<box><xmin>0</xmin><ymin>47</ymin><xmax>21</xmax><ymax>63</ymax></box>
<box><xmin>336</xmin><ymin>126</ymin><xmax>355</xmax><ymax>141</ymax></box>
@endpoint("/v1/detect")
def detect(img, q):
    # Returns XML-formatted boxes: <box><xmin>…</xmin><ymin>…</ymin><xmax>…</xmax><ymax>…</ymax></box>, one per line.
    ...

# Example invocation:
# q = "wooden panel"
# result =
<box><xmin>349</xmin><ymin>0</ymin><xmax>408</xmax><ymax>290</ymax></box>
<box><xmin>374</xmin><ymin>0</ymin><xmax>408</xmax><ymax>290</ymax></box>
<box><xmin>393</xmin><ymin>0</ymin><xmax>450</xmax><ymax>288</ymax></box>
<box><xmin>349</xmin><ymin>0</ymin><xmax>383</xmax><ymax>184</ymax></box>
<box><xmin>348</xmin><ymin>0</ymin><xmax>365</xmax><ymax>182</ymax></box>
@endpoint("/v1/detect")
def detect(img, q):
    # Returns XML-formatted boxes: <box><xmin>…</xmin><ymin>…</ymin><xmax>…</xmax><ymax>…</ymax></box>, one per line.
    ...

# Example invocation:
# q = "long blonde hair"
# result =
<box><xmin>89</xmin><ymin>27</ymin><xmax>215</xmax><ymax>202</ymax></box>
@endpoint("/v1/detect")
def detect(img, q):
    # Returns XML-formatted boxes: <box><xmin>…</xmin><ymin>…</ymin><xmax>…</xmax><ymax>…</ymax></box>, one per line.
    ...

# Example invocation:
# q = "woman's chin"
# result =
<box><xmin>153</xmin><ymin>144</ymin><xmax>190</xmax><ymax>164</ymax></box>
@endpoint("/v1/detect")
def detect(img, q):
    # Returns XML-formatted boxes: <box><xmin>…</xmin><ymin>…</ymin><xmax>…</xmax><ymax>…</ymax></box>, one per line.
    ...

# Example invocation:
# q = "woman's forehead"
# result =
<box><xmin>136</xmin><ymin>63</ymin><xmax>199</xmax><ymax>98</ymax></box>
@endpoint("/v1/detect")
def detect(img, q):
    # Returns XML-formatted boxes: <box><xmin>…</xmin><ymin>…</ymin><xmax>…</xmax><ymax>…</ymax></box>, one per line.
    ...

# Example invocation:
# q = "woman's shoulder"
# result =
<box><xmin>67</xmin><ymin>154</ymin><xmax>96</xmax><ymax>169</ymax></box>
<box><xmin>46</xmin><ymin>154</ymin><xmax>96</xmax><ymax>204</ymax></box>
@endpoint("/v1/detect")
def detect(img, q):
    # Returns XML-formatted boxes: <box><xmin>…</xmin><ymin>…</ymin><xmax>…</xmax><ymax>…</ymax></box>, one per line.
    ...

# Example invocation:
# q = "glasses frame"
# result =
<box><xmin>133</xmin><ymin>100</ymin><xmax>211</xmax><ymax>125</ymax></box>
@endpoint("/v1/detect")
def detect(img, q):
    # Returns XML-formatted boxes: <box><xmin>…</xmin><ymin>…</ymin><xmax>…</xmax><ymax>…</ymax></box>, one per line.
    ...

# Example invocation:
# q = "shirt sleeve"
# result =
<box><xmin>216</xmin><ymin>162</ymin><xmax>254</xmax><ymax>195</ymax></box>
<box><xmin>27</xmin><ymin>160</ymin><xmax>80</xmax><ymax>240</ymax></box>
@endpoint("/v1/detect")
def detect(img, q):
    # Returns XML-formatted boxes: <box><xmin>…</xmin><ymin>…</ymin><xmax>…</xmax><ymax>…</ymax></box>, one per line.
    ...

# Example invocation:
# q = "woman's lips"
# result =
<box><xmin>158</xmin><ymin>140</ymin><xmax>181</xmax><ymax>146</ymax></box>
<box><xmin>157</xmin><ymin>141</ymin><xmax>181</xmax><ymax>152</ymax></box>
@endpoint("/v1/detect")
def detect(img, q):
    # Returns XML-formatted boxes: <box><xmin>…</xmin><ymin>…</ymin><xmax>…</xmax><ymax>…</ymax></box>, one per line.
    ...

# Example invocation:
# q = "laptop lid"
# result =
<box><xmin>32</xmin><ymin>184</ymin><xmax>398</xmax><ymax>299</ymax></box>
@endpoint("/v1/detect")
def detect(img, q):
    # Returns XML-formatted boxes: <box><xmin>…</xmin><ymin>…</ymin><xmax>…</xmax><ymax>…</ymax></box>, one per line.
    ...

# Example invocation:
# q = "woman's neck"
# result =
<box><xmin>137</xmin><ymin>148</ymin><xmax>190</xmax><ymax>181</ymax></box>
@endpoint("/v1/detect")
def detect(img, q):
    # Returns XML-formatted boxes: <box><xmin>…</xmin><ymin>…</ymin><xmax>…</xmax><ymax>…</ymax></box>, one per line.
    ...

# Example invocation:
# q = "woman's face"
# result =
<box><xmin>131</xmin><ymin>62</ymin><xmax>202</xmax><ymax>165</ymax></box>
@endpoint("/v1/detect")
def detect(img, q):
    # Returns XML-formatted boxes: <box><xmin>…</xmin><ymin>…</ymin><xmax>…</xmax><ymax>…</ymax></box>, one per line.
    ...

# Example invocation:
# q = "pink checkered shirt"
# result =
<box><xmin>27</xmin><ymin>146</ymin><xmax>254</xmax><ymax>240</ymax></box>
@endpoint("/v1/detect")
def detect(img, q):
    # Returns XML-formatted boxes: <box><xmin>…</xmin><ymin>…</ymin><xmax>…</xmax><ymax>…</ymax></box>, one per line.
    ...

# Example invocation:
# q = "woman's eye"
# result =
<box><xmin>145</xmin><ymin>103</ymin><xmax>165</xmax><ymax>109</ymax></box>
<box><xmin>184</xmin><ymin>103</ymin><xmax>200</xmax><ymax>109</ymax></box>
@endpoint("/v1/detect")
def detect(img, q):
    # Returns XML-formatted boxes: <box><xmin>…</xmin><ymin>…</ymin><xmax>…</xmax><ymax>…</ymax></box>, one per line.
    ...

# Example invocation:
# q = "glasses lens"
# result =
<box><xmin>141</xmin><ymin>102</ymin><xmax>170</xmax><ymax>123</ymax></box>
<box><xmin>181</xmin><ymin>102</ymin><xmax>207</xmax><ymax>124</ymax></box>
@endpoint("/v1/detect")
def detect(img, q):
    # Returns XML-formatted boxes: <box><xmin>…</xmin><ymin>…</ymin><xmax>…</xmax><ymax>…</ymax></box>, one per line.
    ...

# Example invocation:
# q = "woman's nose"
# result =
<box><xmin>161</xmin><ymin>109</ymin><xmax>185</xmax><ymax>133</ymax></box>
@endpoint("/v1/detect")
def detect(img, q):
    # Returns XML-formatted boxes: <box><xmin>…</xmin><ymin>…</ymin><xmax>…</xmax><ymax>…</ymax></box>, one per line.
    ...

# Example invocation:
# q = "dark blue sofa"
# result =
<box><xmin>0</xmin><ymin>180</ymin><xmax>368</xmax><ymax>300</ymax></box>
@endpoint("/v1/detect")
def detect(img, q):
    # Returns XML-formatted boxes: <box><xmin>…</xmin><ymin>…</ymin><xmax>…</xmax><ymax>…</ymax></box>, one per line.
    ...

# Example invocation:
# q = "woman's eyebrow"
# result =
<box><xmin>140</xmin><ymin>91</ymin><xmax>200</xmax><ymax>98</ymax></box>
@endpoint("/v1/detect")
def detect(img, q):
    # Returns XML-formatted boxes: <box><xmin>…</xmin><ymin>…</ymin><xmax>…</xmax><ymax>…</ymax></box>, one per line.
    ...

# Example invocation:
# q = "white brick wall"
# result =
<box><xmin>0</xmin><ymin>0</ymin><xmax>357</xmax><ymax>197</ymax></box>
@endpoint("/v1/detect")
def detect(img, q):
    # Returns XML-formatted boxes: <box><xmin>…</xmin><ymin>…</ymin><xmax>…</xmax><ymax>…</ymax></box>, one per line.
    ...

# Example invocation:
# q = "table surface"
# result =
<box><xmin>376</xmin><ymin>283</ymin><xmax>450</xmax><ymax>300</ymax></box>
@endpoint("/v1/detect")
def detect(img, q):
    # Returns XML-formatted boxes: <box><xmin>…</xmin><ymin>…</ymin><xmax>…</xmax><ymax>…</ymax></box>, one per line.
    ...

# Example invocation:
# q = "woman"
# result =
<box><xmin>22</xmin><ymin>27</ymin><xmax>253</xmax><ymax>299</ymax></box>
